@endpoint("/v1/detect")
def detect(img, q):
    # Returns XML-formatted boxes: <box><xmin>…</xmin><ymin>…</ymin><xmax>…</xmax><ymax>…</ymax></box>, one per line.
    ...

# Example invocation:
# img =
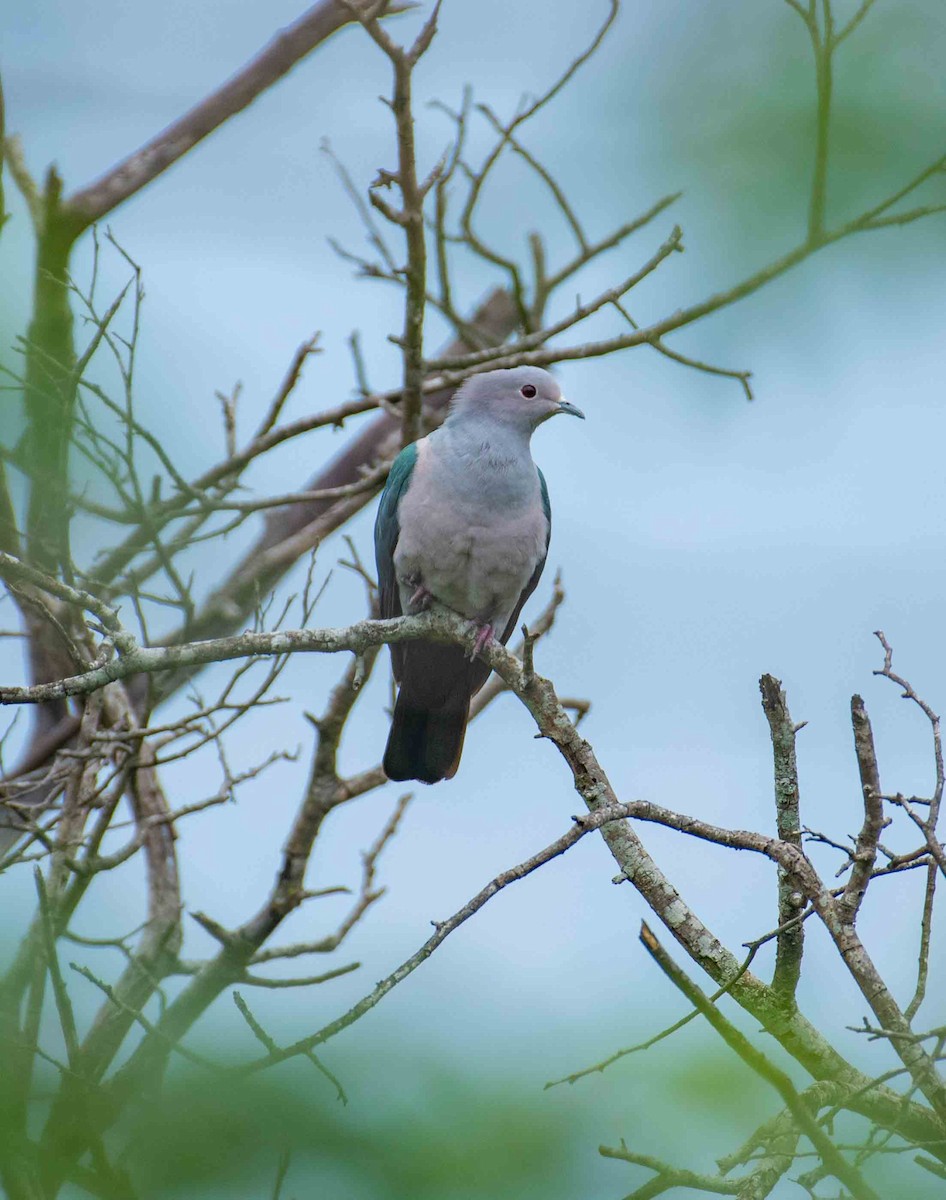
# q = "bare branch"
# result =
<box><xmin>0</xmin><ymin>551</ymin><xmax>134</xmax><ymax>653</ymax></box>
<box><xmin>840</xmin><ymin>695</ymin><xmax>885</xmax><ymax>921</ymax></box>
<box><xmin>342</xmin><ymin>0</ymin><xmax>440</xmax><ymax>446</ymax></box>
<box><xmin>546</xmin><ymin>947</ymin><xmax>758</xmax><ymax>1092</ymax></box>
<box><xmin>233</xmin><ymin>991</ymin><xmax>347</xmax><ymax>1102</ymax></box>
<box><xmin>34</xmin><ymin>869</ymin><xmax>81</xmax><ymax>1070</ymax></box>
<box><xmin>905</xmin><ymin>862</ymin><xmax>937</xmax><ymax>1024</ymax></box>
<box><xmin>63</xmin><ymin>1</ymin><xmax>410</xmax><ymax>231</ymax></box>
<box><xmin>542</xmin><ymin>192</ymin><xmax>682</xmax><ymax>295</ymax></box>
<box><xmin>874</xmin><ymin>630</ymin><xmax>944</xmax><ymax>822</ymax></box>
<box><xmin>834</xmin><ymin>0</ymin><xmax>878</xmax><ymax>47</ymax></box>
<box><xmin>424</xmin><ymin>224</ymin><xmax>685</xmax><ymax>373</ymax></box>
<box><xmin>236</xmin><ymin>801</ymin><xmax>643</xmax><ymax>1074</ymax></box>
<box><xmin>638</xmin><ymin>922</ymin><xmax>881</xmax><ymax>1200</ymax></box>
<box><xmin>1</xmin><ymin>135</ymin><xmax>41</xmax><ymax>228</ymax></box>
<box><xmin>599</xmin><ymin>1141</ymin><xmax>742</xmax><ymax>1195</ymax></box>
<box><xmin>759</xmin><ymin>674</ymin><xmax>805</xmax><ymax>1004</ymax></box>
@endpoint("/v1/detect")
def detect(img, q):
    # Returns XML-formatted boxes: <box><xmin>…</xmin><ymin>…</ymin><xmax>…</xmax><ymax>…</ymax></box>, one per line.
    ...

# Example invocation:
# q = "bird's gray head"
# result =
<box><xmin>448</xmin><ymin>366</ymin><xmax>585</xmax><ymax>433</ymax></box>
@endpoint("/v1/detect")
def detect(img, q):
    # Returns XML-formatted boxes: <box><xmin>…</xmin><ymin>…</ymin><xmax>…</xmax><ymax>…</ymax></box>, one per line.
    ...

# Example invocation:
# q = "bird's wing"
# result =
<box><xmin>374</xmin><ymin>443</ymin><xmax>418</xmax><ymax>675</ymax></box>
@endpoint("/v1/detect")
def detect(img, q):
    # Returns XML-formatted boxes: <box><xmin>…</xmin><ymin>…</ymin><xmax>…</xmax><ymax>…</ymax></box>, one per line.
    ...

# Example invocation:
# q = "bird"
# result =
<box><xmin>374</xmin><ymin>365</ymin><xmax>585</xmax><ymax>784</ymax></box>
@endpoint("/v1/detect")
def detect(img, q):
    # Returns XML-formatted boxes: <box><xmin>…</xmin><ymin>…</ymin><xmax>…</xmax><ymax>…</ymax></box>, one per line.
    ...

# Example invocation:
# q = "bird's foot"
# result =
<box><xmin>468</xmin><ymin>623</ymin><xmax>495</xmax><ymax>661</ymax></box>
<box><xmin>408</xmin><ymin>583</ymin><xmax>433</xmax><ymax>612</ymax></box>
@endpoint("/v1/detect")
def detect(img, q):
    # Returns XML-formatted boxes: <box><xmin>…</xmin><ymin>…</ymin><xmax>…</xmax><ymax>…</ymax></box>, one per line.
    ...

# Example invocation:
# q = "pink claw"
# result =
<box><xmin>409</xmin><ymin>584</ymin><xmax>433</xmax><ymax>611</ymax></box>
<box><xmin>470</xmin><ymin>623</ymin><xmax>495</xmax><ymax>660</ymax></box>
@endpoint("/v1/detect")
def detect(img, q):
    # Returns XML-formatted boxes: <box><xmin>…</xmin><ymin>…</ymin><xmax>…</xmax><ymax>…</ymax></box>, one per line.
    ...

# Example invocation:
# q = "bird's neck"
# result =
<box><xmin>429</xmin><ymin>417</ymin><xmax>539</xmax><ymax>509</ymax></box>
<box><xmin>443</xmin><ymin>415</ymin><xmax>534</xmax><ymax>467</ymax></box>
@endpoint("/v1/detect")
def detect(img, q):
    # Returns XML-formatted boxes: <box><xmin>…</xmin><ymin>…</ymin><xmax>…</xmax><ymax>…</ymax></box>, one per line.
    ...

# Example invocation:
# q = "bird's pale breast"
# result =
<box><xmin>394</xmin><ymin>440</ymin><xmax>547</xmax><ymax>627</ymax></box>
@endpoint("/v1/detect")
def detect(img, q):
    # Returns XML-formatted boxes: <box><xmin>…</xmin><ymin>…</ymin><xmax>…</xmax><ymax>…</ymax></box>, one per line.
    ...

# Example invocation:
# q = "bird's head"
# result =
<box><xmin>449</xmin><ymin>366</ymin><xmax>585</xmax><ymax>432</ymax></box>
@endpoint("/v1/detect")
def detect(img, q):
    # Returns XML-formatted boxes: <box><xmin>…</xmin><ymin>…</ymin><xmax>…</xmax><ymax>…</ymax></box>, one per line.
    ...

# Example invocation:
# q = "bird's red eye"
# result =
<box><xmin>520</xmin><ymin>384</ymin><xmax>537</xmax><ymax>398</ymax></box>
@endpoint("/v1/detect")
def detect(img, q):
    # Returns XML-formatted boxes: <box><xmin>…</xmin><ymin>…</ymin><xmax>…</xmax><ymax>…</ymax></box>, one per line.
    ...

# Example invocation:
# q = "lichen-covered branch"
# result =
<box><xmin>759</xmin><ymin>674</ymin><xmax>805</xmax><ymax>1004</ymax></box>
<box><xmin>638</xmin><ymin>922</ymin><xmax>880</xmax><ymax>1200</ymax></box>
<box><xmin>840</xmin><ymin>694</ymin><xmax>885</xmax><ymax>921</ymax></box>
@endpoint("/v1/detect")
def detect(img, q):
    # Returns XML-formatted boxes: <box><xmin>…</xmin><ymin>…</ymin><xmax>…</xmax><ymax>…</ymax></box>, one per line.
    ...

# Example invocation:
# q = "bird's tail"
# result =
<box><xmin>383</xmin><ymin>643</ymin><xmax>474</xmax><ymax>784</ymax></box>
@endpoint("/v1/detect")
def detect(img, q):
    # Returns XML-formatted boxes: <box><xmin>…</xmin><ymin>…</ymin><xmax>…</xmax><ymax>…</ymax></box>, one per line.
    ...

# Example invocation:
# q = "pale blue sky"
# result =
<box><xmin>2</xmin><ymin>2</ymin><xmax>946</xmax><ymax>1195</ymax></box>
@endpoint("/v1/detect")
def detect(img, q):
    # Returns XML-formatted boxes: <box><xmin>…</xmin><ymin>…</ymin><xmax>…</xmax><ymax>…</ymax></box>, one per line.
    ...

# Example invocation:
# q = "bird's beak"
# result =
<box><xmin>557</xmin><ymin>398</ymin><xmax>585</xmax><ymax>420</ymax></box>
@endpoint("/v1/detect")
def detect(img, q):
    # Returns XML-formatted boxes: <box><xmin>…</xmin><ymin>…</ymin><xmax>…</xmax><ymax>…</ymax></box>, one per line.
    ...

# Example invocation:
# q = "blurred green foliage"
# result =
<box><xmin>42</xmin><ymin>1038</ymin><xmax>935</xmax><ymax>1199</ymax></box>
<box><xmin>116</xmin><ymin>1055</ymin><xmax>581</xmax><ymax>1199</ymax></box>
<box><xmin>637</xmin><ymin>3</ymin><xmax>946</xmax><ymax>255</ymax></box>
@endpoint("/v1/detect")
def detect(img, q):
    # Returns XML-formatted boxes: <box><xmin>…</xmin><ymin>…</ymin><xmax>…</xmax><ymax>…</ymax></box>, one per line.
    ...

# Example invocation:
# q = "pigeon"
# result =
<box><xmin>374</xmin><ymin>365</ymin><xmax>585</xmax><ymax>783</ymax></box>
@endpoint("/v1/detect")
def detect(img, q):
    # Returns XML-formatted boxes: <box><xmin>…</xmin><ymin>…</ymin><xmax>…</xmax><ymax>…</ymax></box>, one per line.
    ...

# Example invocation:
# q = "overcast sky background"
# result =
<box><xmin>3</xmin><ymin>2</ymin><xmax>946</xmax><ymax>1196</ymax></box>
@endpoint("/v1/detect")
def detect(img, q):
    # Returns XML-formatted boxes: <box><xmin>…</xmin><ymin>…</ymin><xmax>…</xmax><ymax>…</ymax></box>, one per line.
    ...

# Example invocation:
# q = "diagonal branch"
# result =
<box><xmin>235</xmin><ymin>801</ymin><xmax>642</xmax><ymax>1074</ymax></box>
<box><xmin>638</xmin><ymin>922</ymin><xmax>881</xmax><ymax>1200</ymax></box>
<box><xmin>63</xmin><ymin>0</ymin><xmax>409</xmax><ymax>232</ymax></box>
